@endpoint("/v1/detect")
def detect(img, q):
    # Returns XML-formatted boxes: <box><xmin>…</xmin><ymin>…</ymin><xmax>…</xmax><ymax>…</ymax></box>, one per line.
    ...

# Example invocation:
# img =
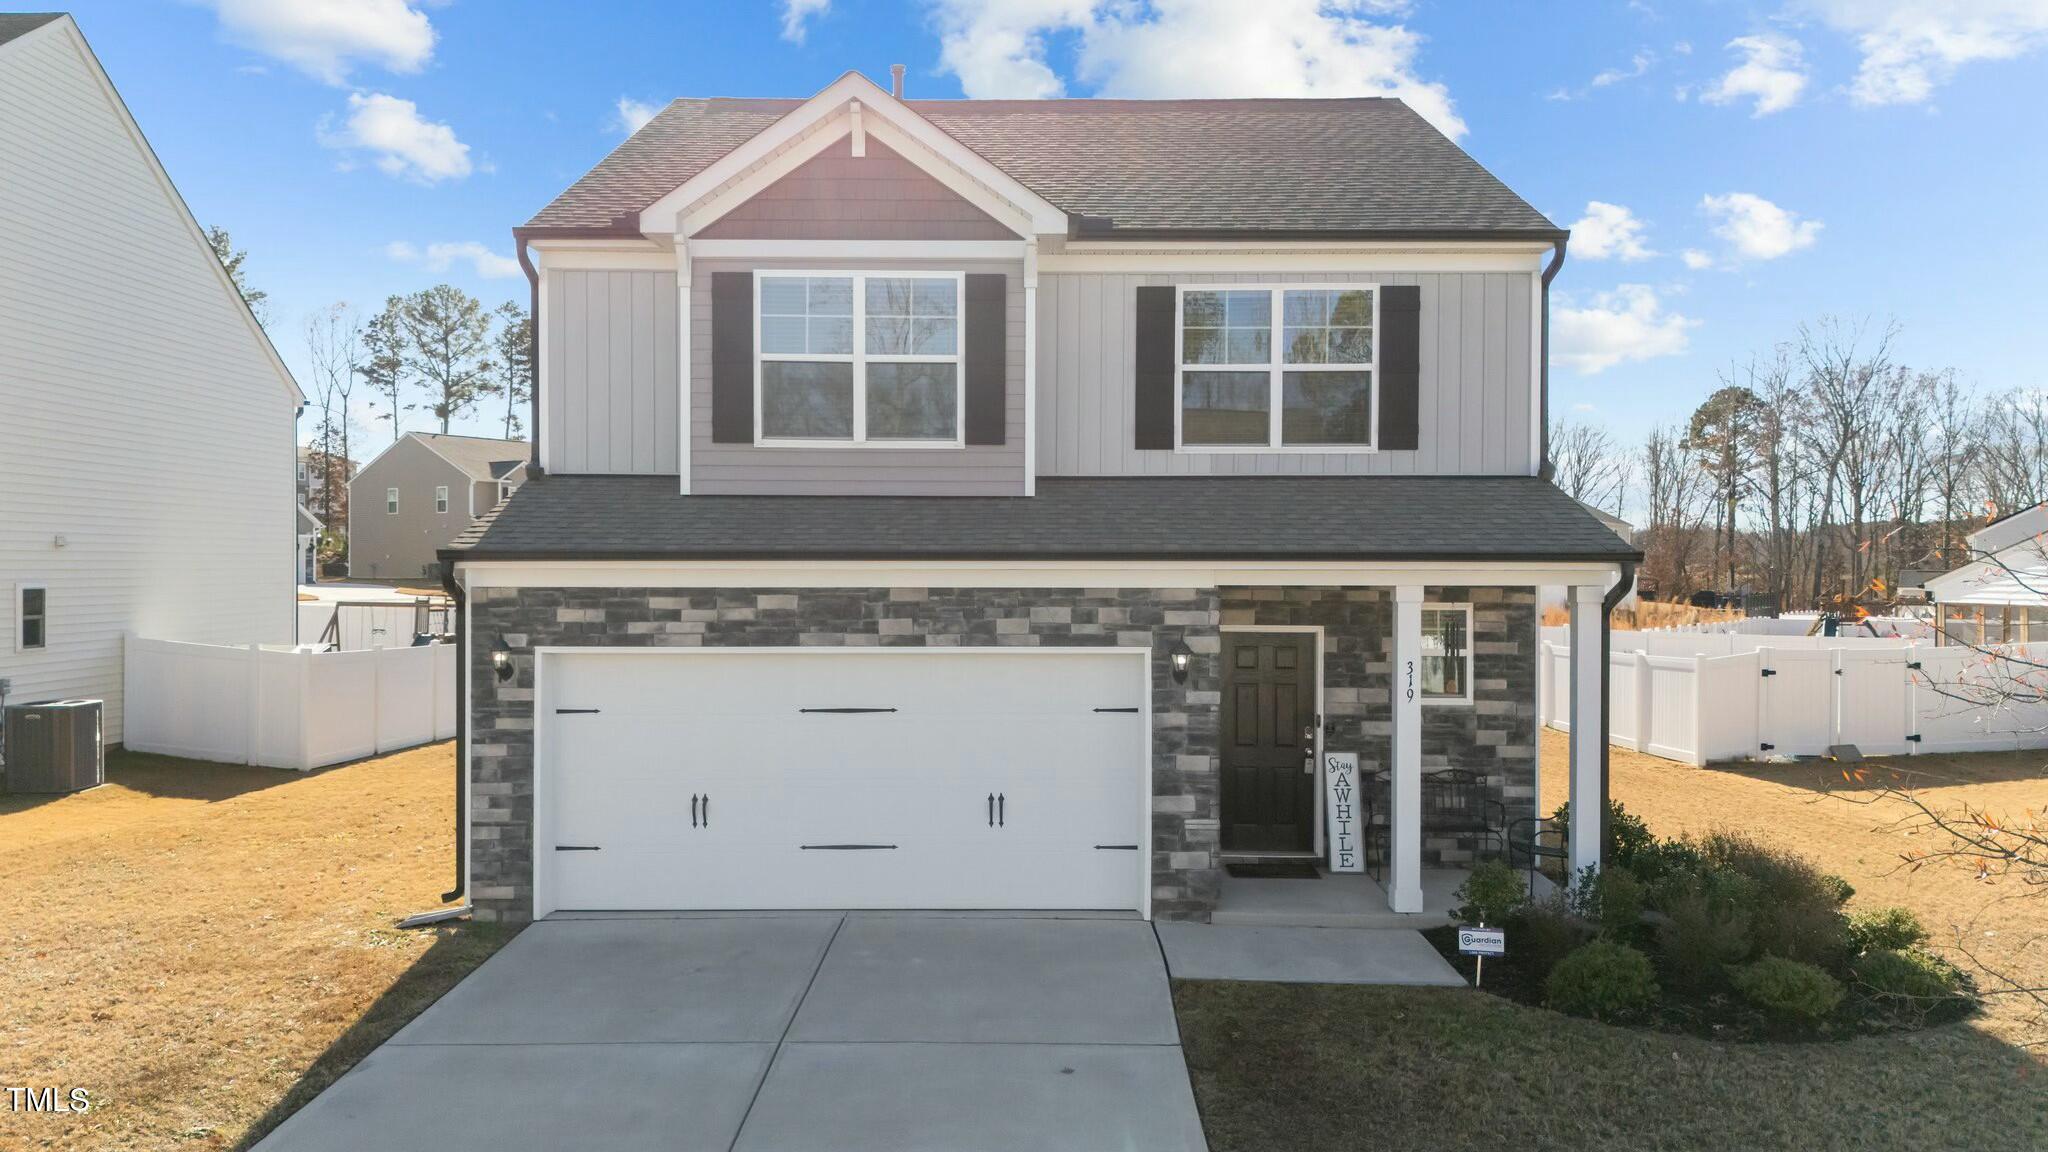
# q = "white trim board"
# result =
<box><xmin>457</xmin><ymin>559</ymin><xmax>1624</xmax><ymax>590</ymax></box>
<box><xmin>527</xmin><ymin>644</ymin><xmax>1152</xmax><ymax>920</ymax></box>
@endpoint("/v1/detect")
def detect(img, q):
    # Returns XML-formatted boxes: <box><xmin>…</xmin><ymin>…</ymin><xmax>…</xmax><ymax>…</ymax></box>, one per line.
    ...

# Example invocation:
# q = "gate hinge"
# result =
<box><xmin>1759</xmin><ymin>742</ymin><xmax>1775</xmax><ymax>751</ymax></box>
<box><xmin>1906</xmin><ymin>661</ymin><xmax>1923</xmax><ymax>670</ymax></box>
<box><xmin>1906</xmin><ymin>733</ymin><xmax>1922</xmax><ymax>743</ymax></box>
<box><xmin>1833</xmin><ymin>668</ymin><xmax>1843</xmax><ymax>676</ymax></box>
<box><xmin>1760</xmin><ymin>668</ymin><xmax>1777</xmax><ymax>678</ymax></box>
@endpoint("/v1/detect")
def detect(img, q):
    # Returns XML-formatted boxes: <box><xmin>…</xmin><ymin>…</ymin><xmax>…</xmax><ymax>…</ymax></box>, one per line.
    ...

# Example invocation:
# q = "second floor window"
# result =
<box><xmin>756</xmin><ymin>272</ymin><xmax>962</xmax><ymax>447</ymax></box>
<box><xmin>1178</xmin><ymin>285</ymin><xmax>1377</xmax><ymax>451</ymax></box>
<box><xmin>386</xmin><ymin>488</ymin><xmax>399</xmax><ymax>514</ymax></box>
<box><xmin>435</xmin><ymin>486</ymin><xmax>449</xmax><ymax>514</ymax></box>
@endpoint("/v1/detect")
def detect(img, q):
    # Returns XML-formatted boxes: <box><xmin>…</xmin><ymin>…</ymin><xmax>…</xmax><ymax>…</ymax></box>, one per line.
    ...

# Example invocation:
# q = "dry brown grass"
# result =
<box><xmin>0</xmin><ymin>743</ymin><xmax>509</xmax><ymax>1152</ymax></box>
<box><xmin>1539</xmin><ymin>729</ymin><xmax>2048</xmax><ymax>1047</ymax></box>
<box><xmin>1540</xmin><ymin>602</ymin><xmax>1747</xmax><ymax>630</ymax></box>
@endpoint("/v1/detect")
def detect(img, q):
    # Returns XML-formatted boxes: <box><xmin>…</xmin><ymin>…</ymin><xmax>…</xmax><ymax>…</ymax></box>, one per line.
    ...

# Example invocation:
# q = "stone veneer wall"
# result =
<box><xmin>1216</xmin><ymin>586</ymin><xmax>1539</xmax><ymax>865</ymax></box>
<box><xmin>465</xmin><ymin>587</ymin><xmax>1223</xmax><ymax>923</ymax></box>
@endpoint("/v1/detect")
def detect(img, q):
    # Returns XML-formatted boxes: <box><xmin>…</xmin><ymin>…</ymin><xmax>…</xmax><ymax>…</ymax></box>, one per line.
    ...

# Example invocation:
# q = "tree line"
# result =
<box><xmin>1553</xmin><ymin>315</ymin><xmax>2038</xmax><ymax>612</ymax></box>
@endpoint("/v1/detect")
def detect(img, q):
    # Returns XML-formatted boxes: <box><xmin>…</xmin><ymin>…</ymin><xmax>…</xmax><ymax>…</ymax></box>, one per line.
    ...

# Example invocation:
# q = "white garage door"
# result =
<box><xmin>537</xmin><ymin>649</ymin><xmax>1148</xmax><ymax>914</ymax></box>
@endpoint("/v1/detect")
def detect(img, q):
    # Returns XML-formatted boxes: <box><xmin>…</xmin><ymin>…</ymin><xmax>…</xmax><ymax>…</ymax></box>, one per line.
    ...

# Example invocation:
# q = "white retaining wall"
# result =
<box><xmin>1542</xmin><ymin>637</ymin><xmax>2048</xmax><ymax>763</ymax></box>
<box><xmin>124</xmin><ymin>634</ymin><xmax>456</xmax><ymax>771</ymax></box>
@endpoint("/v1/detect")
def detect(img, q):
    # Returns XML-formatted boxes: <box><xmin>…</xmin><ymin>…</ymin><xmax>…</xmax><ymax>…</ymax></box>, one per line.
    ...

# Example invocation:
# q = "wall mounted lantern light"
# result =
<box><xmin>491</xmin><ymin>638</ymin><xmax>515</xmax><ymax>683</ymax></box>
<box><xmin>1170</xmin><ymin>640</ymin><xmax>1193</xmax><ymax>685</ymax></box>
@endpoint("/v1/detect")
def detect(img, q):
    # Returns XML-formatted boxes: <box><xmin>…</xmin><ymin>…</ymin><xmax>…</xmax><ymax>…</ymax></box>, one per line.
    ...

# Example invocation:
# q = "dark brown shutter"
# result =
<box><xmin>1133</xmin><ymin>285</ymin><xmax>1176</xmax><ymax>450</ymax></box>
<box><xmin>1378</xmin><ymin>284</ymin><xmax>1421</xmax><ymax>451</ymax></box>
<box><xmin>963</xmin><ymin>273</ymin><xmax>1006</xmax><ymax>445</ymax></box>
<box><xmin>710</xmin><ymin>271</ymin><xmax>753</xmax><ymax>444</ymax></box>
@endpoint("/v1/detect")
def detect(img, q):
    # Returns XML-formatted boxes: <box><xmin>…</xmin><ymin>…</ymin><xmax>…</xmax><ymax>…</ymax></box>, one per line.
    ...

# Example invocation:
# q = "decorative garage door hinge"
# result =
<box><xmin>555</xmin><ymin>707</ymin><xmax>600</xmax><ymax>714</ymax></box>
<box><xmin>798</xmin><ymin>707</ymin><xmax>897</xmax><ymax>714</ymax></box>
<box><xmin>554</xmin><ymin>845</ymin><xmax>600</xmax><ymax>851</ymax></box>
<box><xmin>1093</xmin><ymin>707</ymin><xmax>1140</xmax><ymax>713</ymax></box>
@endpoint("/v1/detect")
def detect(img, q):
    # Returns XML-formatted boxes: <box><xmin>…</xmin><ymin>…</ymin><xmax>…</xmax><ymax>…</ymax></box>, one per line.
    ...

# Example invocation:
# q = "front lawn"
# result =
<box><xmin>0</xmin><ymin>744</ymin><xmax>508</xmax><ymax>1151</ymax></box>
<box><xmin>1176</xmin><ymin>979</ymin><xmax>2045</xmax><ymax>1152</ymax></box>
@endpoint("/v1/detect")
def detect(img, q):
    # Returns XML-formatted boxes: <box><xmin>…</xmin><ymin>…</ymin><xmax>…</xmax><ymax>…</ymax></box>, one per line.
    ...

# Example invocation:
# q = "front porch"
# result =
<box><xmin>1210</xmin><ymin>866</ymin><xmax>1471</xmax><ymax>929</ymax></box>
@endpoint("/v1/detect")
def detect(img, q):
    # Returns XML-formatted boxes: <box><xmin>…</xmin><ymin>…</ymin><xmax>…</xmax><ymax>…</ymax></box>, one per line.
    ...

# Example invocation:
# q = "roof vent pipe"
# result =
<box><xmin>889</xmin><ymin>64</ymin><xmax>905</xmax><ymax>99</ymax></box>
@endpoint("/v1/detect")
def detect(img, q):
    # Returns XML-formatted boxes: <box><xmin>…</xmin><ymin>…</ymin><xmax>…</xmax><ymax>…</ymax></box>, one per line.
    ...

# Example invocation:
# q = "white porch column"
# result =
<box><xmin>674</xmin><ymin>234</ymin><xmax>692</xmax><ymax>495</ymax></box>
<box><xmin>1567</xmin><ymin>584</ymin><xmax>1605</xmax><ymax>879</ymax></box>
<box><xmin>1389</xmin><ymin>585</ymin><xmax>1425</xmax><ymax>913</ymax></box>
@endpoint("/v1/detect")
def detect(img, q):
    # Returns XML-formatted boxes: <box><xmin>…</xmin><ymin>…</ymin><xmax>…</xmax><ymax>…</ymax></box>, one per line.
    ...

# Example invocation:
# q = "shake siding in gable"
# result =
<box><xmin>1035</xmin><ymin>271</ymin><xmax>1535</xmax><ymax>476</ymax></box>
<box><xmin>0</xmin><ymin>24</ymin><xmax>296</xmax><ymax>743</ymax></box>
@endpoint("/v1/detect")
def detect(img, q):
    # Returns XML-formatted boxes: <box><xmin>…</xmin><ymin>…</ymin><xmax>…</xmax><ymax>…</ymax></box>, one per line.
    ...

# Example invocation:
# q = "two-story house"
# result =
<box><xmin>441</xmin><ymin>72</ymin><xmax>1637</xmax><ymax>924</ymax></box>
<box><xmin>348</xmin><ymin>432</ymin><xmax>526</xmax><ymax>582</ymax></box>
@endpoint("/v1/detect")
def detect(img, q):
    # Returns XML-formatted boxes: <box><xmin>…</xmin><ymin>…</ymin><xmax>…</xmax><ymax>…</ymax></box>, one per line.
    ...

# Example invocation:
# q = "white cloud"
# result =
<box><xmin>930</xmin><ymin>0</ymin><xmax>1465</xmax><ymax>138</ymax></box>
<box><xmin>615</xmin><ymin>97</ymin><xmax>661</xmax><ymax>136</ymax></box>
<box><xmin>1568</xmin><ymin>201</ymin><xmax>1655</xmax><ymax>262</ymax></box>
<box><xmin>386</xmin><ymin>240</ymin><xmax>520</xmax><ymax>279</ymax></box>
<box><xmin>1701</xmin><ymin>192</ymin><xmax>1821</xmax><ymax>260</ymax></box>
<box><xmin>1680</xmin><ymin>248</ymin><xmax>1714</xmax><ymax>270</ymax></box>
<box><xmin>1809</xmin><ymin>0</ymin><xmax>2048</xmax><ymax>105</ymax></box>
<box><xmin>321</xmin><ymin>92</ymin><xmax>473</xmax><ymax>183</ymax></box>
<box><xmin>203</xmin><ymin>0</ymin><xmax>434</xmax><ymax>85</ymax></box>
<box><xmin>1591</xmin><ymin>50</ymin><xmax>1655</xmax><ymax>88</ymax></box>
<box><xmin>782</xmin><ymin>0</ymin><xmax>832</xmax><ymax>43</ymax></box>
<box><xmin>1552</xmin><ymin>285</ymin><xmax>1697</xmax><ymax>374</ymax></box>
<box><xmin>1701</xmin><ymin>34</ymin><xmax>1808</xmax><ymax>116</ymax></box>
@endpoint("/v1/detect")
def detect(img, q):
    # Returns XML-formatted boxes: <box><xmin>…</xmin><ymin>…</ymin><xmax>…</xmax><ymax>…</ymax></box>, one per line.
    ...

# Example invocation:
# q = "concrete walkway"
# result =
<box><xmin>1155</xmin><ymin>922</ymin><xmax>1466</xmax><ymax>986</ymax></box>
<box><xmin>254</xmin><ymin>913</ymin><xmax>1207</xmax><ymax>1152</ymax></box>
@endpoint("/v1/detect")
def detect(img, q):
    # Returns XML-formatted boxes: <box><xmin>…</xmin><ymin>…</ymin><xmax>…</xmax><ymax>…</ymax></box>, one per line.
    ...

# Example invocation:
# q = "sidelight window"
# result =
<box><xmin>1420</xmin><ymin>603</ymin><xmax>1472</xmax><ymax>704</ymax></box>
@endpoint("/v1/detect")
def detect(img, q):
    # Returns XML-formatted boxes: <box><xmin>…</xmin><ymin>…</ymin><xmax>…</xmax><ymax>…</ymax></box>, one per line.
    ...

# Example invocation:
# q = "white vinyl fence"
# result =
<box><xmin>296</xmin><ymin>599</ymin><xmax>453</xmax><ymax>651</ymax></box>
<box><xmin>124</xmin><ymin>634</ymin><xmax>456</xmax><ymax>771</ymax></box>
<box><xmin>1540</xmin><ymin>631</ymin><xmax>2048</xmax><ymax>764</ymax></box>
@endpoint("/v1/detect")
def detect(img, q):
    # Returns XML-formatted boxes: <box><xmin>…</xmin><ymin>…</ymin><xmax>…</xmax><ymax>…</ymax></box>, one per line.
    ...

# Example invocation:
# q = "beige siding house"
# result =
<box><xmin>348</xmin><ymin>433</ymin><xmax>527</xmax><ymax>581</ymax></box>
<box><xmin>0</xmin><ymin>13</ymin><xmax>301</xmax><ymax>744</ymax></box>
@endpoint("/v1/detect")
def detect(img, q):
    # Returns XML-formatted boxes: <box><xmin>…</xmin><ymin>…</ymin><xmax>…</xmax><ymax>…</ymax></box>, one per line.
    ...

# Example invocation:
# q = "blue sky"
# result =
<box><xmin>27</xmin><ymin>1</ymin><xmax>2048</xmax><ymax>452</ymax></box>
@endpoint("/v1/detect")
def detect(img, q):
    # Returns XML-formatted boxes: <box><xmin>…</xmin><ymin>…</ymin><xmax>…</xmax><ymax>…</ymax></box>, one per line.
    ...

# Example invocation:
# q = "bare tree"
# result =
<box><xmin>1798</xmin><ymin>316</ymin><xmax>1898</xmax><ymax>605</ymax></box>
<box><xmin>1926</xmin><ymin>371</ymin><xmax>1977</xmax><ymax>567</ymax></box>
<box><xmin>1976</xmin><ymin>388</ymin><xmax>2048</xmax><ymax>517</ymax></box>
<box><xmin>1750</xmin><ymin>350</ymin><xmax>1803</xmax><ymax>603</ymax></box>
<box><xmin>1549</xmin><ymin>420</ymin><xmax>1627</xmax><ymax>513</ymax></box>
<box><xmin>302</xmin><ymin>304</ymin><xmax>363</xmax><ymax>535</ymax></box>
<box><xmin>1639</xmin><ymin>425</ymin><xmax>1714</xmax><ymax>597</ymax></box>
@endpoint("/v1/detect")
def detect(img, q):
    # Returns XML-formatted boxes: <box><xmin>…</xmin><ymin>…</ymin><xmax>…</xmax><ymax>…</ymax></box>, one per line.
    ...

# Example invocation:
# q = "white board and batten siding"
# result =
<box><xmin>0</xmin><ymin>18</ymin><xmax>299</xmax><ymax>744</ymax></box>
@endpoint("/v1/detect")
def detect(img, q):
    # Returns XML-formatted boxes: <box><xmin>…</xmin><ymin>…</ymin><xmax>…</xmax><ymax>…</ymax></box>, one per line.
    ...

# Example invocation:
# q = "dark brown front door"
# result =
<box><xmin>1221</xmin><ymin>632</ymin><xmax>1317</xmax><ymax>854</ymax></box>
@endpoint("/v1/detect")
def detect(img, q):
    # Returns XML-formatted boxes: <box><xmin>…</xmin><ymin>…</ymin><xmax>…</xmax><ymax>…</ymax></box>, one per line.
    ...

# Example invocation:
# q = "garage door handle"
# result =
<box><xmin>988</xmin><ymin>793</ymin><xmax>995</xmax><ymax>827</ymax></box>
<box><xmin>998</xmin><ymin>792</ymin><xmax>1005</xmax><ymax>827</ymax></box>
<box><xmin>691</xmin><ymin>794</ymin><xmax>699</xmax><ymax>828</ymax></box>
<box><xmin>702</xmin><ymin>795</ymin><xmax>709</xmax><ymax>827</ymax></box>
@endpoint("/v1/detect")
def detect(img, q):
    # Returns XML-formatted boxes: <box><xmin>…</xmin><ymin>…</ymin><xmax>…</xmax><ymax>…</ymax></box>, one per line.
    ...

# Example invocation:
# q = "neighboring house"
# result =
<box><xmin>1924</xmin><ymin>503</ymin><xmax>2048</xmax><ymax>644</ymax></box>
<box><xmin>348</xmin><ymin>433</ymin><xmax>527</xmax><ymax>581</ymax></box>
<box><xmin>0</xmin><ymin>13</ymin><xmax>301</xmax><ymax>745</ymax></box>
<box><xmin>298</xmin><ymin>445</ymin><xmax>352</xmax><ymax>521</ymax></box>
<box><xmin>444</xmin><ymin>71</ymin><xmax>1638</xmax><ymax>924</ymax></box>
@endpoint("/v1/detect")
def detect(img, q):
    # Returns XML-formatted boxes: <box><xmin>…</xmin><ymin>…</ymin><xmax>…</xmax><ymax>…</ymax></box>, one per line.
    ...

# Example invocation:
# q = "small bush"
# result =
<box><xmin>1550</xmin><ymin>799</ymin><xmax>1656</xmax><ymax>871</ymax></box>
<box><xmin>1454</xmin><ymin>859</ymin><xmax>1525</xmax><ymax>926</ymax></box>
<box><xmin>1730</xmin><ymin>957</ymin><xmax>1844</xmax><ymax>1028</ymax></box>
<box><xmin>1569</xmin><ymin>867</ymin><xmax>1647</xmax><ymax>940</ymax></box>
<box><xmin>1546</xmin><ymin>940</ymin><xmax>1659</xmax><ymax>1021</ymax></box>
<box><xmin>1699</xmin><ymin>833</ymin><xmax>1850</xmax><ymax>967</ymax></box>
<box><xmin>1509</xmin><ymin>895</ymin><xmax>1594</xmax><ymax>983</ymax></box>
<box><xmin>1847</xmin><ymin>907</ymin><xmax>1928</xmax><ymax>954</ymax></box>
<box><xmin>1627</xmin><ymin>837</ymin><xmax>1706</xmax><ymax>887</ymax></box>
<box><xmin>1854</xmin><ymin>948</ymin><xmax>1966</xmax><ymax>1006</ymax></box>
<box><xmin>1820</xmin><ymin>873</ymin><xmax>1856</xmax><ymax>906</ymax></box>
<box><xmin>1655</xmin><ymin>889</ymin><xmax>1751</xmax><ymax>991</ymax></box>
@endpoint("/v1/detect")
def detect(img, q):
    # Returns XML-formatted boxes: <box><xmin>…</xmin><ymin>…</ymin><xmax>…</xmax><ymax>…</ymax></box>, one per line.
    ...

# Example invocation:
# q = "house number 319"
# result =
<box><xmin>1404</xmin><ymin>659</ymin><xmax>1415</xmax><ymax>703</ymax></box>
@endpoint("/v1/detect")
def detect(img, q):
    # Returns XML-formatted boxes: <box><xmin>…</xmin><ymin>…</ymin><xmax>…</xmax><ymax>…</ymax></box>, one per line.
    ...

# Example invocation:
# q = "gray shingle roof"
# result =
<box><xmin>445</xmin><ymin>475</ymin><xmax>1637</xmax><ymax>563</ymax></box>
<box><xmin>526</xmin><ymin>96</ymin><xmax>1561</xmax><ymax>239</ymax></box>
<box><xmin>0</xmin><ymin>13</ymin><xmax>64</xmax><ymax>48</ymax></box>
<box><xmin>414</xmin><ymin>433</ymin><xmax>528</xmax><ymax>483</ymax></box>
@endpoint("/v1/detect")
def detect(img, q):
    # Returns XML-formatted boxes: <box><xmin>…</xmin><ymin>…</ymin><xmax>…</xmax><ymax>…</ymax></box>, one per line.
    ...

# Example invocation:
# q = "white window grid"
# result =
<box><xmin>1173</xmin><ymin>282</ymin><xmax>1380</xmax><ymax>453</ymax></box>
<box><xmin>753</xmin><ymin>270</ymin><xmax>967</xmax><ymax>449</ymax></box>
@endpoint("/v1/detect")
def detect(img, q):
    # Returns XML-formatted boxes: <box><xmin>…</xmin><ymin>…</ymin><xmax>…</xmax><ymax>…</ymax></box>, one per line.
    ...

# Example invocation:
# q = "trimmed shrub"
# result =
<box><xmin>1627</xmin><ymin>837</ymin><xmax>1706</xmax><ymax>888</ymax></box>
<box><xmin>1509</xmin><ymin>895</ymin><xmax>1594</xmax><ymax>983</ymax></box>
<box><xmin>1549</xmin><ymin>800</ymin><xmax>1656</xmax><ymax>871</ymax></box>
<box><xmin>1454</xmin><ymin>859</ymin><xmax>1526</xmax><ymax>926</ymax></box>
<box><xmin>1654</xmin><ymin>889</ymin><xmax>1751</xmax><ymax>991</ymax></box>
<box><xmin>1546</xmin><ymin>940</ymin><xmax>1659</xmax><ymax>1021</ymax></box>
<box><xmin>1854</xmin><ymin>948</ymin><xmax>1966</xmax><ymax>1007</ymax></box>
<box><xmin>1569</xmin><ymin>867</ymin><xmax>1648</xmax><ymax>940</ymax></box>
<box><xmin>1730</xmin><ymin>957</ymin><xmax>1844</xmax><ymax>1028</ymax></box>
<box><xmin>1847</xmin><ymin>907</ymin><xmax>1928</xmax><ymax>954</ymax></box>
<box><xmin>1699</xmin><ymin>833</ymin><xmax>1850</xmax><ymax>966</ymax></box>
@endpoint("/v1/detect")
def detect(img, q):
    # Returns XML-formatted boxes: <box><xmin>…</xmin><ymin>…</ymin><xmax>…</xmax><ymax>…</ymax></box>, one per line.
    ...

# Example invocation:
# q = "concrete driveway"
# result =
<box><xmin>254</xmin><ymin>912</ymin><xmax>1207</xmax><ymax>1152</ymax></box>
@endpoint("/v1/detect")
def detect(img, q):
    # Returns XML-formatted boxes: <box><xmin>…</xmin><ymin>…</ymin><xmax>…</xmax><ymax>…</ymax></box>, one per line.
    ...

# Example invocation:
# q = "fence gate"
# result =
<box><xmin>1757</xmin><ymin>647</ymin><xmax>1834</xmax><ymax>757</ymax></box>
<box><xmin>1836</xmin><ymin>648</ymin><xmax>1914</xmax><ymax>755</ymax></box>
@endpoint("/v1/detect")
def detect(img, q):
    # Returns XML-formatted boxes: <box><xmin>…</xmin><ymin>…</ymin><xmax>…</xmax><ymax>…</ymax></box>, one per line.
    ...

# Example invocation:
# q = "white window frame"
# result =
<box><xmin>16</xmin><ymin>582</ymin><xmax>47</xmax><ymax>652</ymax></box>
<box><xmin>386</xmin><ymin>488</ymin><xmax>400</xmax><ymax>515</ymax></box>
<box><xmin>753</xmin><ymin>269</ymin><xmax>967</xmax><ymax>450</ymax></box>
<box><xmin>435</xmin><ymin>485</ymin><xmax>450</xmax><ymax>514</ymax></box>
<box><xmin>1419</xmin><ymin>602</ymin><xmax>1474</xmax><ymax>706</ymax></box>
<box><xmin>1173</xmin><ymin>282</ymin><xmax>1380</xmax><ymax>453</ymax></box>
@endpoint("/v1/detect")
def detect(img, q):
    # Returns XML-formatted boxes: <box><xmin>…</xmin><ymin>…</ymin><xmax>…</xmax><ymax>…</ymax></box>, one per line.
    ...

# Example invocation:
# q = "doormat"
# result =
<box><xmin>1225</xmin><ymin>860</ymin><xmax>1321</xmax><ymax>880</ymax></box>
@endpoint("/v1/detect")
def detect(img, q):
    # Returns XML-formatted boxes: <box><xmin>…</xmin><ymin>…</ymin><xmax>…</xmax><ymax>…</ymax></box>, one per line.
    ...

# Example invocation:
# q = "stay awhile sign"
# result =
<box><xmin>1323</xmin><ymin>751</ymin><xmax>1363</xmax><ymax>874</ymax></box>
